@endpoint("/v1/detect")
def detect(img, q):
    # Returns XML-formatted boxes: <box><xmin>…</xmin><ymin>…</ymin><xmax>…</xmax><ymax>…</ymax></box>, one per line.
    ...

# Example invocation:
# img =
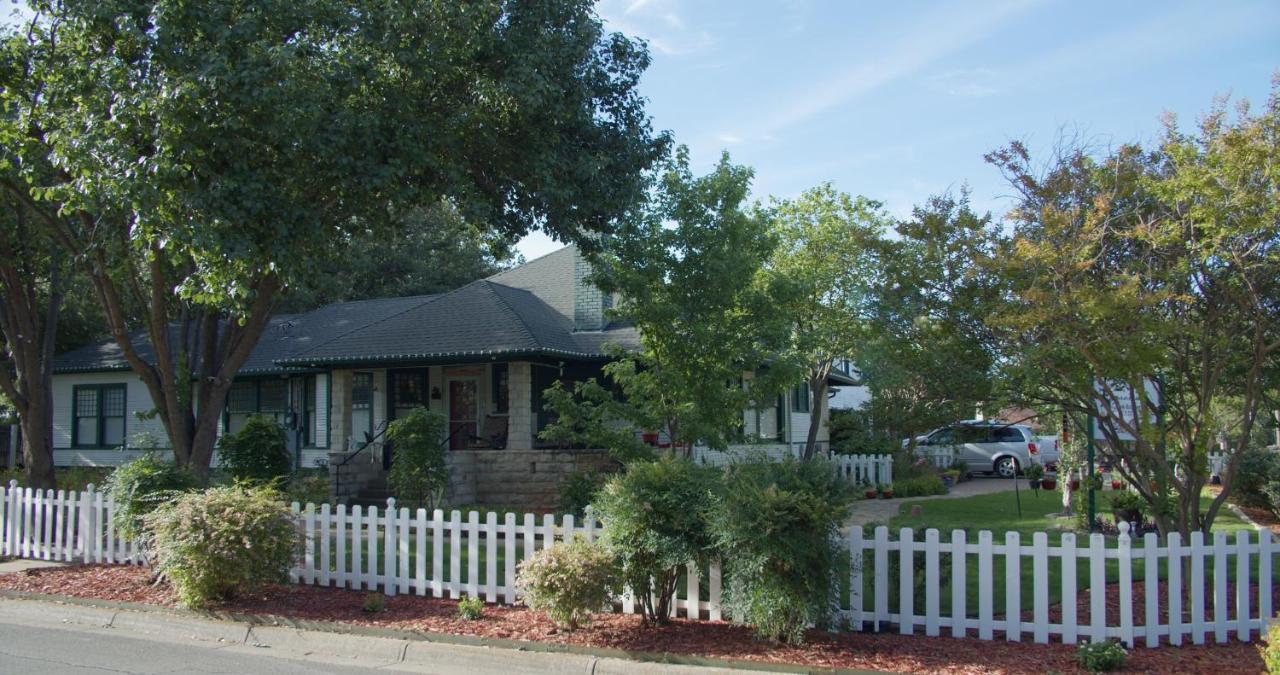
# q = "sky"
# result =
<box><xmin>516</xmin><ymin>0</ymin><xmax>1280</xmax><ymax>259</ymax></box>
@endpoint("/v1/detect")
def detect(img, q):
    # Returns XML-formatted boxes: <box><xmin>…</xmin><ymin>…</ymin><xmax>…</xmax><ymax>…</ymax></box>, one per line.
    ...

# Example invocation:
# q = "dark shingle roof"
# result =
<box><xmin>277</xmin><ymin>280</ymin><xmax>630</xmax><ymax>367</ymax></box>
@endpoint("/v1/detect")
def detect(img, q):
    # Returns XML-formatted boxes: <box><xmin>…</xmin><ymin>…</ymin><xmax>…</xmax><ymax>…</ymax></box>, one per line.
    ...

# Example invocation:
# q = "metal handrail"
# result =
<box><xmin>333</xmin><ymin>421</ymin><xmax>471</xmax><ymax>502</ymax></box>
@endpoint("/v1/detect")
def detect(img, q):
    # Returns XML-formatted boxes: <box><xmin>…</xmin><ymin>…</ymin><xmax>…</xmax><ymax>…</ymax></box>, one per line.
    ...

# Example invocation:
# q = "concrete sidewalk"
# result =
<box><xmin>0</xmin><ymin>596</ymin><xmax>842</xmax><ymax>674</ymax></box>
<box><xmin>846</xmin><ymin>477</ymin><xmax>1022</xmax><ymax>528</ymax></box>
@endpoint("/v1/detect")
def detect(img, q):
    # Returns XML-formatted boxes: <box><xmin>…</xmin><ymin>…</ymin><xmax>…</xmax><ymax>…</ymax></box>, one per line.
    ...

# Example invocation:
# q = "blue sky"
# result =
<box><xmin>517</xmin><ymin>0</ymin><xmax>1280</xmax><ymax>258</ymax></box>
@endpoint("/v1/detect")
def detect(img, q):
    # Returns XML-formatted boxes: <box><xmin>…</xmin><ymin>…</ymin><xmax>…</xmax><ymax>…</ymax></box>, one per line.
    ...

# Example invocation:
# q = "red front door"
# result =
<box><xmin>448</xmin><ymin>379</ymin><xmax>478</xmax><ymax>450</ymax></box>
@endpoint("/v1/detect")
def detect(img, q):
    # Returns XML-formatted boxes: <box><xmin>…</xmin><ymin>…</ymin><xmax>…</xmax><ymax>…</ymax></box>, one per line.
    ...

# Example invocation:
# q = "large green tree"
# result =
<box><xmin>575</xmin><ymin>148</ymin><xmax>790</xmax><ymax>455</ymax></box>
<box><xmin>764</xmin><ymin>184</ymin><xmax>886</xmax><ymax>459</ymax></box>
<box><xmin>2</xmin><ymin>0</ymin><xmax>667</xmax><ymax>479</ymax></box>
<box><xmin>986</xmin><ymin>87</ymin><xmax>1280</xmax><ymax>537</ymax></box>
<box><xmin>857</xmin><ymin>192</ymin><xmax>1001</xmax><ymax>450</ymax></box>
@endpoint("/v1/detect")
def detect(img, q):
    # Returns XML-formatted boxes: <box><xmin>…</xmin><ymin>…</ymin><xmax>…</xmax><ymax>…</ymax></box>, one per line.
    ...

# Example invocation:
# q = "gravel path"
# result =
<box><xmin>846</xmin><ymin>477</ymin><xmax>1023</xmax><ymax>528</ymax></box>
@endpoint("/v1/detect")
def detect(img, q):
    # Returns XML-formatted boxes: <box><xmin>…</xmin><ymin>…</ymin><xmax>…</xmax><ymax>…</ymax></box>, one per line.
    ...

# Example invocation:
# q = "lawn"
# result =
<box><xmin>851</xmin><ymin>488</ymin><xmax>1265</xmax><ymax>616</ymax></box>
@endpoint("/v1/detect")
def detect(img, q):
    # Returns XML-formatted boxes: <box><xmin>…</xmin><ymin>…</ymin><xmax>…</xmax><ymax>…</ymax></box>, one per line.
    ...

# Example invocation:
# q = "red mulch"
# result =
<box><xmin>0</xmin><ymin>565</ymin><xmax>1267</xmax><ymax>674</ymax></box>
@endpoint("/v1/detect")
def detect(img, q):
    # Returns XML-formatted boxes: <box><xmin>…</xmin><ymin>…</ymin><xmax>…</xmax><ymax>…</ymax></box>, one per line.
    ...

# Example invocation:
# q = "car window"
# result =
<box><xmin>927</xmin><ymin>428</ymin><xmax>954</xmax><ymax>445</ymax></box>
<box><xmin>956</xmin><ymin>426</ymin><xmax>989</xmax><ymax>443</ymax></box>
<box><xmin>992</xmin><ymin>427</ymin><xmax>1024</xmax><ymax>442</ymax></box>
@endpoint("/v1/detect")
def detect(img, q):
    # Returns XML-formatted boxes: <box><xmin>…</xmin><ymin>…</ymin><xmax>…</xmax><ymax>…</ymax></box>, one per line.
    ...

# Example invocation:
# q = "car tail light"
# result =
<box><xmin>1028</xmin><ymin>442</ymin><xmax>1038</xmax><ymax>455</ymax></box>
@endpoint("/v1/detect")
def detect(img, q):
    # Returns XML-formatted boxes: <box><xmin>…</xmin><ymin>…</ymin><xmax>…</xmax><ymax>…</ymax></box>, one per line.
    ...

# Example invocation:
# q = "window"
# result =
<box><xmin>491</xmin><ymin>364</ymin><xmax>509</xmax><ymax>415</ymax></box>
<box><xmin>956</xmin><ymin>426</ymin><xmax>990</xmax><ymax>444</ymax></box>
<box><xmin>72</xmin><ymin>384</ymin><xmax>127</xmax><ymax>448</ymax></box>
<box><xmin>351</xmin><ymin>372</ymin><xmax>373</xmax><ymax>441</ymax></box>
<box><xmin>225</xmin><ymin>379</ymin><xmax>287</xmax><ymax>435</ymax></box>
<box><xmin>792</xmin><ymin>383</ymin><xmax>811</xmax><ymax>413</ymax></box>
<box><xmin>775</xmin><ymin>394</ymin><xmax>786</xmax><ymax>441</ymax></box>
<box><xmin>992</xmin><ymin>427</ymin><xmax>1024</xmax><ymax>442</ymax></box>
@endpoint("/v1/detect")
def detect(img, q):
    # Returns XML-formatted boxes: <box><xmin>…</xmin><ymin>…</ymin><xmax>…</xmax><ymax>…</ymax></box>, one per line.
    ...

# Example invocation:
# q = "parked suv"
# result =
<box><xmin>909</xmin><ymin>421</ymin><xmax>1057</xmax><ymax>478</ymax></box>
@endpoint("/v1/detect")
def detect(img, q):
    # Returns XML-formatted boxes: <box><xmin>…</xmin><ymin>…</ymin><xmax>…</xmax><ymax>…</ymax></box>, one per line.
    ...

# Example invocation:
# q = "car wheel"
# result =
<box><xmin>995</xmin><ymin>456</ymin><xmax>1019</xmax><ymax>478</ymax></box>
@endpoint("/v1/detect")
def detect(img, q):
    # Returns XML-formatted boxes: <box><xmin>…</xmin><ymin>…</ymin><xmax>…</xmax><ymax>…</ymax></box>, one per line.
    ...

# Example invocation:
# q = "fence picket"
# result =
<box><xmin>924</xmin><ymin>529</ymin><xmax>939</xmax><ymax>637</ymax></box>
<box><xmin>383</xmin><ymin>499</ymin><xmax>396</xmax><ymax>597</ymax></box>
<box><xmin>415</xmin><ymin>509</ymin><xmax>427</xmax><ymax>596</ymax></box>
<box><xmin>1191</xmin><ymin>531</ymin><xmax>1206</xmax><ymax>644</ymax></box>
<box><xmin>1143</xmin><ymin>532</ymin><xmax>1159</xmax><ymax>648</ymax></box>
<box><xmin>1005</xmin><ymin>532</ymin><xmax>1021</xmax><ymax>642</ymax></box>
<box><xmin>1118</xmin><ymin>523</ymin><xmax>1134</xmax><ymax>647</ymax></box>
<box><xmin>485</xmin><ymin>511</ymin><xmax>498</xmax><ymax>604</ymax></box>
<box><xmin>1169</xmin><ymin>532</ymin><xmax>1183</xmax><ymax>646</ymax></box>
<box><xmin>978</xmin><ymin>531</ymin><xmax>993</xmax><ymax>640</ymax></box>
<box><xmin>1032</xmin><ymin>532</ymin><xmax>1048</xmax><ymax>644</ymax></box>
<box><xmin>951</xmin><ymin>529</ymin><xmax>966</xmax><ymax>639</ymax></box>
<box><xmin>319</xmin><ymin>503</ymin><xmax>331</xmax><ymax>587</ymax></box>
<box><xmin>1089</xmin><ymin>532</ymin><xmax>1105</xmax><ymax>643</ymax></box>
<box><xmin>449</xmin><ymin>510</ymin><xmax>461</xmax><ymax>599</ymax></box>
<box><xmin>709</xmin><ymin>560</ymin><xmax>722</xmax><ymax>621</ymax></box>
<box><xmin>467</xmin><ymin>511</ymin><xmax>480</xmax><ymax>599</ymax></box>
<box><xmin>432</xmin><ymin>509</ymin><xmax>445</xmax><ymax>597</ymax></box>
<box><xmin>899</xmin><ymin>528</ymin><xmax>914</xmax><ymax>635</ymax></box>
<box><xmin>874</xmin><ymin>526</ymin><xmax>889</xmax><ymax>632</ymax></box>
<box><xmin>522</xmin><ymin>514</ymin><xmax>535</xmax><ymax>600</ymax></box>
<box><xmin>399</xmin><ymin>507</ymin><xmax>411</xmax><ymax>595</ymax></box>
<box><xmin>1213</xmin><ymin>532</ymin><xmax>1228</xmax><ymax>644</ymax></box>
<box><xmin>1236</xmin><ymin>530</ymin><xmax>1250</xmax><ymax>642</ymax></box>
<box><xmin>366</xmin><ymin>505</ymin><xmax>379</xmax><ymax>592</ymax></box>
<box><xmin>1261</xmin><ymin>531</ymin><xmax>1273</xmax><ymax>638</ymax></box>
<box><xmin>850</xmin><ymin>527</ymin><xmax>864</xmax><ymax>631</ymax></box>
<box><xmin>335</xmin><ymin>504</ymin><xmax>348</xmax><ymax>588</ymax></box>
<box><xmin>1061</xmin><ymin>533</ymin><xmax>1078</xmax><ymax>644</ymax></box>
<box><xmin>351</xmin><ymin>505</ymin><xmax>363</xmax><ymax>590</ymax></box>
<box><xmin>687</xmin><ymin>561</ymin><xmax>700</xmax><ymax>620</ymax></box>
<box><xmin>504</xmin><ymin>513</ymin><xmax>517</xmax><ymax>604</ymax></box>
<box><xmin>303</xmin><ymin>503</ymin><xmax>316</xmax><ymax>585</ymax></box>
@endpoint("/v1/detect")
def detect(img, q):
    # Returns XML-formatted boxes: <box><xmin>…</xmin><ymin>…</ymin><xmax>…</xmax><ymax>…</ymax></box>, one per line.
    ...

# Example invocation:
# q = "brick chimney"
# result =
<box><xmin>573</xmin><ymin>247</ymin><xmax>608</xmax><ymax>331</ymax></box>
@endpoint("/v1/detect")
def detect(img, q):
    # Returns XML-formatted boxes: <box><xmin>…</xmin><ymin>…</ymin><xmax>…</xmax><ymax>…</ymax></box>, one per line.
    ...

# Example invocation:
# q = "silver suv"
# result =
<box><xmin>913</xmin><ymin>421</ymin><xmax>1044</xmax><ymax>478</ymax></box>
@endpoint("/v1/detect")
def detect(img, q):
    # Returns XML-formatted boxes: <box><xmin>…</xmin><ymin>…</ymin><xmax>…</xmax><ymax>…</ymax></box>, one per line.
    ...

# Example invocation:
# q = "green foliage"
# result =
<box><xmin>538</xmin><ymin>379</ymin><xmax>654</xmax><ymax>462</ymax></box>
<box><xmin>386</xmin><ymin>408</ymin><xmax>449</xmax><ymax>511</ymax></box>
<box><xmin>890</xmin><ymin>475</ymin><xmax>948</xmax><ymax>498</ymax></box>
<box><xmin>457</xmin><ymin>595</ymin><xmax>485</xmax><ymax>621</ymax></box>
<box><xmin>829</xmin><ymin>409</ymin><xmax>899</xmax><ymax>455</ymax></box>
<box><xmin>556</xmin><ymin>468</ymin><xmax>611</xmax><ymax>517</ymax></box>
<box><xmin>1262</xmin><ymin>619</ymin><xmax>1280</xmax><ymax>674</ymax></box>
<box><xmin>1075</xmin><ymin>640</ymin><xmax>1127</xmax><ymax>673</ymax></box>
<box><xmin>1023</xmin><ymin>464</ymin><xmax>1044</xmax><ymax>482</ymax></box>
<box><xmin>145</xmin><ymin>484</ymin><xmax>299</xmax><ymax>608</ymax></box>
<box><xmin>708</xmin><ymin>458</ymin><xmax>856</xmax><ymax>643</ymax></box>
<box><xmin>217</xmin><ymin>416</ymin><xmax>291</xmax><ymax>484</ymax></box>
<box><xmin>592</xmin><ymin>149</ymin><xmax>791</xmax><ymax>452</ymax></box>
<box><xmin>1109</xmin><ymin>491</ymin><xmax>1147</xmax><ymax>523</ymax></box>
<box><xmin>516</xmin><ymin>537</ymin><xmax>621</xmax><ymax>630</ymax></box>
<box><xmin>592</xmin><ymin>456</ymin><xmax>716</xmax><ymax>623</ymax></box>
<box><xmin>765</xmin><ymin>184</ymin><xmax>887</xmax><ymax>457</ymax></box>
<box><xmin>285</xmin><ymin>470</ymin><xmax>332</xmax><ymax>506</ymax></box>
<box><xmin>1230</xmin><ymin>446</ymin><xmax>1280</xmax><ymax>510</ymax></box>
<box><xmin>104</xmin><ymin>453</ymin><xmax>200</xmax><ymax>542</ymax></box>
<box><xmin>362</xmin><ymin>593</ymin><xmax>386</xmax><ymax>613</ymax></box>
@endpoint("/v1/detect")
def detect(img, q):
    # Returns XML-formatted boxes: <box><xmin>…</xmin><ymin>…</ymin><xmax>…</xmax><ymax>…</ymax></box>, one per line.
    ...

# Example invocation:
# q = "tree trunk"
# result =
<box><xmin>17</xmin><ymin>394</ymin><xmax>55</xmax><ymax>490</ymax></box>
<box><xmin>802</xmin><ymin>373</ymin><xmax>828</xmax><ymax>460</ymax></box>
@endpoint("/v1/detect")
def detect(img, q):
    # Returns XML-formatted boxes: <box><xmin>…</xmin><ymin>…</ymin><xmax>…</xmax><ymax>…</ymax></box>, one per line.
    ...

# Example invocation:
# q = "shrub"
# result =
<box><xmin>557</xmin><ymin>469</ymin><xmax>610</xmax><ymax>517</ymax></box>
<box><xmin>1109</xmin><ymin>490</ymin><xmax>1146</xmax><ymax>524</ymax></box>
<box><xmin>709</xmin><ymin>458</ymin><xmax>856</xmax><ymax>643</ymax></box>
<box><xmin>889</xmin><ymin>475</ymin><xmax>947</xmax><ymax>498</ymax></box>
<box><xmin>1233</xmin><ymin>446</ymin><xmax>1280</xmax><ymax>510</ymax></box>
<box><xmin>516</xmin><ymin>537</ymin><xmax>621</xmax><ymax>630</ymax></box>
<box><xmin>104</xmin><ymin>453</ymin><xmax>200</xmax><ymax>542</ymax></box>
<box><xmin>1261</xmin><ymin>618</ymin><xmax>1280</xmax><ymax>674</ymax></box>
<box><xmin>286</xmin><ymin>469</ymin><xmax>331</xmax><ymax>505</ymax></box>
<box><xmin>1023</xmin><ymin>464</ymin><xmax>1044</xmax><ymax>482</ymax></box>
<box><xmin>362</xmin><ymin>593</ymin><xmax>386</xmax><ymax>613</ymax></box>
<box><xmin>386</xmin><ymin>408</ymin><xmax>449</xmax><ymax>510</ymax></box>
<box><xmin>217</xmin><ymin>415</ymin><xmax>291</xmax><ymax>484</ymax></box>
<box><xmin>591</xmin><ymin>456</ymin><xmax>716</xmax><ymax>624</ymax></box>
<box><xmin>457</xmin><ymin>595</ymin><xmax>485</xmax><ymax>621</ymax></box>
<box><xmin>1076</xmin><ymin>640</ymin><xmax>1126</xmax><ymax>672</ymax></box>
<box><xmin>145</xmin><ymin>484</ymin><xmax>299</xmax><ymax>608</ymax></box>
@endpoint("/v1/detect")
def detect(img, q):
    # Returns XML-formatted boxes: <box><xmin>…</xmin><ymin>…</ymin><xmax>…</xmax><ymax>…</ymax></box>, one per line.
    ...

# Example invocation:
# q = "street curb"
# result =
<box><xmin>0</xmin><ymin>590</ymin><xmax>879</xmax><ymax>674</ymax></box>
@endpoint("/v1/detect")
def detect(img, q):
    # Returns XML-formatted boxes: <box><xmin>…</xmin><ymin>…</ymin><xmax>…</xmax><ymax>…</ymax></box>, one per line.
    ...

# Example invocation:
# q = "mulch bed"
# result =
<box><xmin>0</xmin><ymin>564</ymin><xmax>1267</xmax><ymax>674</ymax></box>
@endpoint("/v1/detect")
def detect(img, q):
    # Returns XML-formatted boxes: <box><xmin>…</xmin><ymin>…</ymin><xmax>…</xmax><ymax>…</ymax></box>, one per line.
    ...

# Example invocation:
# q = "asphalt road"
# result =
<box><xmin>0</xmin><ymin>619</ymin><xmax>411</xmax><ymax>674</ymax></box>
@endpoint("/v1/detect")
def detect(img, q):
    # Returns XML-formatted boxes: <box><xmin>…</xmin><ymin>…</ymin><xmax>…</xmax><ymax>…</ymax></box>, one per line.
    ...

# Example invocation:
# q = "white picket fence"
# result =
<box><xmin>692</xmin><ymin>446</ymin><xmax>893</xmax><ymax>486</ymax></box>
<box><xmin>2</xmin><ymin>480</ymin><xmax>1277</xmax><ymax>647</ymax></box>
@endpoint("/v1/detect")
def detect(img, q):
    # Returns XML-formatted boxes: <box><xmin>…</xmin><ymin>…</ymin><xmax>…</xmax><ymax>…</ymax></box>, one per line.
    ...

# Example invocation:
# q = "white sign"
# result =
<box><xmin>1093</xmin><ymin>378</ymin><xmax>1160</xmax><ymax>441</ymax></box>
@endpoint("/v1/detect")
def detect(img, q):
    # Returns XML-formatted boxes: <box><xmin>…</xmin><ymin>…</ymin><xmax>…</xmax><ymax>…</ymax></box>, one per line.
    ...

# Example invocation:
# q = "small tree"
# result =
<box><xmin>386</xmin><ymin>408</ymin><xmax>449</xmax><ymax>511</ymax></box>
<box><xmin>217</xmin><ymin>415</ymin><xmax>291</xmax><ymax>484</ymax></box>
<box><xmin>591</xmin><ymin>456</ymin><xmax>716</xmax><ymax>624</ymax></box>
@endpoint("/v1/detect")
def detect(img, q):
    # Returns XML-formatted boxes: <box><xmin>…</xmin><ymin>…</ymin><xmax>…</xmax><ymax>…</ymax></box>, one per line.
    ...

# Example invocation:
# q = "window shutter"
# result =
<box><xmin>313</xmin><ymin>373</ymin><xmax>330</xmax><ymax>448</ymax></box>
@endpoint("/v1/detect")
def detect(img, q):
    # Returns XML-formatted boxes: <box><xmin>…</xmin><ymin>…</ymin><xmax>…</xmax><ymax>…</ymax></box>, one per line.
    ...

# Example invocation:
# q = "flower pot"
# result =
<box><xmin>880</xmin><ymin>490</ymin><xmax>894</xmax><ymax>499</ymax></box>
<box><xmin>1111</xmin><ymin>480</ymin><xmax>1122</xmax><ymax>490</ymax></box>
<box><xmin>1029</xmin><ymin>479</ymin><xmax>1042</xmax><ymax>490</ymax></box>
<box><xmin>1042</xmin><ymin>478</ymin><xmax>1057</xmax><ymax>490</ymax></box>
<box><xmin>865</xmin><ymin>489</ymin><xmax>878</xmax><ymax>499</ymax></box>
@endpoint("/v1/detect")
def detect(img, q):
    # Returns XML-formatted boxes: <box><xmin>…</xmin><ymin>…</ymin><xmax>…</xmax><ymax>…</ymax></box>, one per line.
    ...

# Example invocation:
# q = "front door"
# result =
<box><xmin>387</xmin><ymin>369</ymin><xmax>429</xmax><ymax>468</ymax></box>
<box><xmin>447</xmin><ymin>378</ymin><xmax>479</xmax><ymax>450</ymax></box>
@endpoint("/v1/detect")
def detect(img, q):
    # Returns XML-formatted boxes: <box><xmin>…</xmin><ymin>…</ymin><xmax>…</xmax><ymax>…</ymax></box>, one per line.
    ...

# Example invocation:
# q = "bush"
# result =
<box><xmin>1261</xmin><ymin>618</ymin><xmax>1280</xmax><ymax>674</ymax></box>
<box><xmin>709</xmin><ymin>458</ymin><xmax>856</xmax><ymax>643</ymax></box>
<box><xmin>457</xmin><ymin>595</ymin><xmax>485</xmax><ymax>621</ymax></box>
<box><xmin>557</xmin><ymin>469</ymin><xmax>610</xmax><ymax>517</ymax></box>
<box><xmin>145</xmin><ymin>484</ymin><xmax>299</xmax><ymax>608</ymax></box>
<box><xmin>592</xmin><ymin>456</ymin><xmax>716</xmax><ymax>624</ymax></box>
<box><xmin>104</xmin><ymin>453</ymin><xmax>200</xmax><ymax>541</ymax></box>
<box><xmin>890</xmin><ymin>475</ymin><xmax>947</xmax><ymax>498</ymax></box>
<box><xmin>1233</xmin><ymin>446</ymin><xmax>1280</xmax><ymax>511</ymax></box>
<box><xmin>1110</xmin><ymin>490</ymin><xmax>1146</xmax><ymax>524</ymax></box>
<box><xmin>362</xmin><ymin>592</ymin><xmax>386</xmax><ymax>613</ymax></box>
<box><xmin>516</xmin><ymin>537</ymin><xmax>621</xmax><ymax>630</ymax></box>
<box><xmin>286</xmin><ymin>469</ymin><xmax>331</xmax><ymax>505</ymax></box>
<box><xmin>386</xmin><ymin>408</ymin><xmax>449</xmax><ymax>510</ymax></box>
<box><xmin>1076</xmin><ymin>640</ymin><xmax>1126</xmax><ymax>672</ymax></box>
<box><xmin>217</xmin><ymin>415</ymin><xmax>291</xmax><ymax>484</ymax></box>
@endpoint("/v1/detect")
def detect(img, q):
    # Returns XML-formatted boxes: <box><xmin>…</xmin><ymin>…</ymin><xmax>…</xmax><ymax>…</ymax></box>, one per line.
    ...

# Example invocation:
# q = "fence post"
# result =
<box><xmin>1261</xmin><ymin>530</ymin><xmax>1273</xmax><ymax>639</ymax></box>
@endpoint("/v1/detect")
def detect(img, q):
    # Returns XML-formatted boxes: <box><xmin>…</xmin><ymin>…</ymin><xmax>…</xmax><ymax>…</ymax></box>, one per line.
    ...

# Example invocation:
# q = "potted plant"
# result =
<box><xmin>879</xmin><ymin>484</ymin><xmax>894</xmax><ymax>499</ymax></box>
<box><xmin>1110</xmin><ymin>491</ymin><xmax>1145</xmax><ymax>526</ymax></box>
<box><xmin>1041</xmin><ymin>473</ymin><xmax>1057</xmax><ymax>491</ymax></box>
<box><xmin>864</xmin><ymin>485</ymin><xmax>879</xmax><ymax>499</ymax></box>
<box><xmin>1110</xmin><ymin>478</ymin><xmax>1123</xmax><ymax>490</ymax></box>
<box><xmin>1025</xmin><ymin>463</ymin><xmax>1045</xmax><ymax>490</ymax></box>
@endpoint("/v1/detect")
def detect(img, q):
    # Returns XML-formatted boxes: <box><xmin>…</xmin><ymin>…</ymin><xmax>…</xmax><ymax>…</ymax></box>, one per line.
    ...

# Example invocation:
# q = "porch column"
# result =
<box><xmin>507</xmin><ymin>362</ymin><xmax>533</xmax><ymax>451</ymax></box>
<box><xmin>330</xmin><ymin>370</ymin><xmax>352</xmax><ymax>451</ymax></box>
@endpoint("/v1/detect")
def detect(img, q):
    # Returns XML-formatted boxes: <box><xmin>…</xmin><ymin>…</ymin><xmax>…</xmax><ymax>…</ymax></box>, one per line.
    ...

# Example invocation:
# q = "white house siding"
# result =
<box><xmin>52</xmin><ymin>370</ymin><xmax>330</xmax><ymax>468</ymax></box>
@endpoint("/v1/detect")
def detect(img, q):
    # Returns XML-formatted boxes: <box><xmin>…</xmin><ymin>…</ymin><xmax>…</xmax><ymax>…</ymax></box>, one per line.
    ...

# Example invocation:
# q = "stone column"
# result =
<box><xmin>507</xmin><ymin>361</ymin><xmax>533</xmax><ymax>450</ymax></box>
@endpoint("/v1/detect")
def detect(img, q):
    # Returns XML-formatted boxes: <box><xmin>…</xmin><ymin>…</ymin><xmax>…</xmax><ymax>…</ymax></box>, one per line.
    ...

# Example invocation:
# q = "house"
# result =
<box><xmin>49</xmin><ymin>246</ymin><xmax>855</xmax><ymax>509</ymax></box>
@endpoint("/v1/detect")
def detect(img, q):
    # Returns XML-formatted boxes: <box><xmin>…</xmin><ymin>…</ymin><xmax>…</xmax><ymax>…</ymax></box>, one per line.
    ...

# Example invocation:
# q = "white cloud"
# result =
<box><xmin>597</xmin><ymin>0</ymin><xmax>716</xmax><ymax>56</ymax></box>
<box><xmin>927</xmin><ymin>68</ymin><xmax>1003</xmax><ymax>98</ymax></box>
<box><xmin>717</xmin><ymin>132</ymin><xmax>744</xmax><ymax>145</ymax></box>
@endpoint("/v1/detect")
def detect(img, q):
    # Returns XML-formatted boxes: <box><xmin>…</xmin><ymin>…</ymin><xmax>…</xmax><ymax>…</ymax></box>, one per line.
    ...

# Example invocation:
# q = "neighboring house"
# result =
<box><xmin>50</xmin><ymin>246</ymin><xmax>854</xmax><ymax>508</ymax></box>
<box><xmin>827</xmin><ymin>358</ymin><xmax>870</xmax><ymax>411</ymax></box>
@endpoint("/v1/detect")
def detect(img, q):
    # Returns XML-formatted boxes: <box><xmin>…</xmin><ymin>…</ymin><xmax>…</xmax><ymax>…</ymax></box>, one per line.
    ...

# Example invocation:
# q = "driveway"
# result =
<box><xmin>846</xmin><ymin>477</ymin><xmax>1021</xmax><ymax>528</ymax></box>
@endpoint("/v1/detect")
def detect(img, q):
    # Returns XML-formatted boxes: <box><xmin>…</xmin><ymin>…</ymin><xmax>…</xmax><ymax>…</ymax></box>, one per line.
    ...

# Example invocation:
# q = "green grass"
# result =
<box><xmin>849</xmin><ymin>489</ymin><xmax>1267</xmax><ymax>617</ymax></box>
